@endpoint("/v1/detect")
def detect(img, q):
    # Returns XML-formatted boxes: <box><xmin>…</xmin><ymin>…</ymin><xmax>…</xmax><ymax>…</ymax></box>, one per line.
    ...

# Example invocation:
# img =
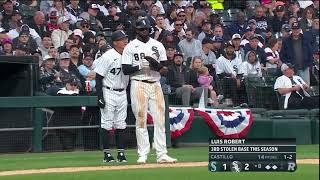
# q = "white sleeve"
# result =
<box><xmin>121</xmin><ymin>45</ymin><xmax>133</xmax><ymax>65</ymax></box>
<box><xmin>257</xmin><ymin>62</ymin><xmax>262</xmax><ymax>77</ymax></box>
<box><xmin>215</xmin><ymin>59</ymin><xmax>224</xmax><ymax>75</ymax></box>
<box><xmin>94</xmin><ymin>55</ymin><xmax>109</xmax><ymax>77</ymax></box>
<box><xmin>241</xmin><ymin>62</ymin><xmax>248</xmax><ymax>76</ymax></box>
<box><xmin>51</xmin><ymin>30</ymin><xmax>61</xmax><ymax>49</ymax></box>
<box><xmin>158</xmin><ymin>43</ymin><xmax>167</xmax><ymax>61</ymax></box>
<box><xmin>274</xmin><ymin>77</ymin><xmax>288</xmax><ymax>90</ymax></box>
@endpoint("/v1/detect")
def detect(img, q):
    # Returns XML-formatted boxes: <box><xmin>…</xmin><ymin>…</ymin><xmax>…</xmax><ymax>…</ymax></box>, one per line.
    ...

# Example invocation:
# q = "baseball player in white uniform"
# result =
<box><xmin>94</xmin><ymin>30</ymin><xmax>129</xmax><ymax>163</ymax></box>
<box><xmin>121</xmin><ymin>17</ymin><xmax>177</xmax><ymax>164</ymax></box>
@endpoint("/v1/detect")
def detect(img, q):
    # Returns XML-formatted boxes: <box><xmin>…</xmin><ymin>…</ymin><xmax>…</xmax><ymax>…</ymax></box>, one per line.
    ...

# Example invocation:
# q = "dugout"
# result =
<box><xmin>0</xmin><ymin>56</ymin><xmax>39</xmax><ymax>152</ymax></box>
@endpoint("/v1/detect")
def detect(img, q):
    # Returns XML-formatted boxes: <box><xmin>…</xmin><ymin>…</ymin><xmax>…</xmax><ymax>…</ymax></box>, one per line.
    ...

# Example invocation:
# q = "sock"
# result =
<box><xmin>101</xmin><ymin>128</ymin><xmax>111</xmax><ymax>153</ymax></box>
<box><xmin>115</xmin><ymin>129</ymin><xmax>126</xmax><ymax>151</ymax></box>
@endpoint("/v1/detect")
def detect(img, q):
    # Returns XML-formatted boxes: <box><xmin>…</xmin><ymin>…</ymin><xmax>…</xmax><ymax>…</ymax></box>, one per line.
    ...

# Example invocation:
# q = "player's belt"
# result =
<box><xmin>104</xmin><ymin>86</ymin><xmax>125</xmax><ymax>92</ymax></box>
<box><xmin>135</xmin><ymin>80</ymin><xmax>157</xmax><ymax>84</ymax></box>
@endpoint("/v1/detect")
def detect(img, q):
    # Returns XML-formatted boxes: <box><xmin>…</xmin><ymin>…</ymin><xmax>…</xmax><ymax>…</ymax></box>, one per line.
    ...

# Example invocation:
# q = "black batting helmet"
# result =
<box><xmin>134</xmin><ymin>17</ymin><xmax>151</xmax><ymax>29</ymax></box>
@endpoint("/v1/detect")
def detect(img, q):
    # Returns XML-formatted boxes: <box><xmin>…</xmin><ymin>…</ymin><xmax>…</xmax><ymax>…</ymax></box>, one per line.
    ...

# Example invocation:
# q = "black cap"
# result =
<box><xmin>282</xmin><ymin>24</ymin><xmax>291</xmax><ymax>32</ymax></box>
<box><xmin>135</xmin><ymin>17</ymin><xmax>151</xmax><ymax>29</ymax></box>
<box><xmin>275</xmin><ymin>5</ymin><xmax>285</xmax><ymax>12</ymax></box>
<box><xmin>19</xmin><ymin>30</ymin><xmax>29</xmax><ymax>36</ymax></box>
<box><xmin>244</xmin><ymin>26</ymin><xmax>253</xmax><ymax>32</ymax></box>
<box><xmin>15</xmin><ymin>43</ymin><xmax>28</xmax><ymax>51</ymax></box>
<box><xmin>12</xmin><ymin>10</ymin><xmax>21</xmax><ymax>15</ymax></box>
<box><xmin>111</xmin><ymin>30</ymin><xmax>128</xmax><ymax>41</ymax></box>
<box><xmin>202</xmin><ymin>20</ymin><xmax>210</xmax><ymax>26</ymax></box>
<box><xmin>65</xmin><ymin>77</ymin><xmax>78</xmax><ymax>85</ymax></box>
<box><xmin>249</xmin><ymin>34</ymin><xmax>260</xmax><ymax>40</ymax></box>
<box><xmin>83</xmin><ymin>51</ymin><xmax>94</xmax><ymax>59</ymax></box>
<box><xmin>225</xmin><ymin>41</ymin><xmax>235</xmax><ymax>48</ymax></box>
<box><xmin>202</xmin><ymin>37</ymin><xmax>213</xmax><ymax>44</ymax></box>
<box><xmin>291</xmin><ymin>21</ymin><xmax>300</xmax><ymax>29</ymax></box>
<box><xmin>173</xmin><ymin>51</ymin><xmax>183</xmax><ymax>58</ymax></box>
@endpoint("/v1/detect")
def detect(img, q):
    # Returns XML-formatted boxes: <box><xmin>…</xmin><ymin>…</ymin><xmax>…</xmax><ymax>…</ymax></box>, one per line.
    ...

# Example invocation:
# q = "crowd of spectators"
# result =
<box><xmin>0</xmin><ymin>0</ymin><xmax>318</xmax><ymax>109</ymax></box>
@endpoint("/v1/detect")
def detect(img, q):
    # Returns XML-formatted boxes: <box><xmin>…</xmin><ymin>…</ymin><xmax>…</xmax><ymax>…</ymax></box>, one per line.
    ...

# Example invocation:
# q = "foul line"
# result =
<box><xmin>0</xmin><ymin>159</ymin><xmax>318</xmax><ymax>176</ymax></box>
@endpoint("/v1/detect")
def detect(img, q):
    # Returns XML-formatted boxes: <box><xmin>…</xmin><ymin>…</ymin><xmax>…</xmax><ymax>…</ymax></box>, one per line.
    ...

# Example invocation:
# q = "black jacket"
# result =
<box><xmin>167</xmin><ymin>64</ymin><xmax>199</xmax><ymax>91</ymax></box>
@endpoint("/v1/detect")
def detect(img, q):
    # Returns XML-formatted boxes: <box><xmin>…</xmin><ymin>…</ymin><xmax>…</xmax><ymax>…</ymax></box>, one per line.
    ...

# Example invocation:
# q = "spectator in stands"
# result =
<box><xmin>300</xmin><ymin>7</ymin><xmax>316</xmax><ymax>32</ymax></box>
<box><xmin>66</xmin><ymin>0</ymin><xmax>84</xmax><ymax>23</ymax></box>
<box><xmin>200</xmin><ymin>38</ymin><xmax>216</xmax><ymax>76</ymax></box>
<box><xmin>46</xmin><ymin>11</ymin><xmax>59</xmax><ymax>34</ymax></box>
<box><xmin>197</xmin><ymin>66</ymin><xmax>219</xmax><ymax>106</ymax></box>
<box><xmin>170</xmin><ymin>8</ymin><xmax>187</xmax><ymax>31</ymax></box>
<box><xmin>271</xmin><ymin>4</ymin><xmax>288</xmax><ymax>34</ymax></box>
<box><xmin>280</xmin><ymin>24</ymin><xmax>291</xmax><ymax>39</ymax></box>
<box><xmin>82</xmin><ymin>31</ymin><xmax>97</xmax><ymax>54</ymax></box>
<box><xmin>280</xmin><ymin>21</ymin><xmax>314</xmax><ymax>85</ymax></box>
<box><xmin>1</xmin><ymin>0</ymin><xmax>15</xmax><ymax>27</ymax></box>
<box><xmin>69</xmin><ymin>44</ymin><xmax>81</xmax><ymax>67</ymax></box>
<box><xmin>99</xmin><ymin>3</ymin><xmax>126</xmax><ymax>31</ymax></box>
<box><xmin>243</xmin><ymin>34</ymin><xmax>267</xmax><ymax>65</ymax></box>
<box><xmin>178</xmin><ymin>28</ymin><xmax>201</xmax><ymax>62</ymax></box>
<box><xmin>39</xmin><ymin>55</ymin><xmax>62</xmax><ymax>94</ymax></box>
<box><xmin>231</xmin><ymin>33</ymin><xmax>243</xmax><ymax>62</ymax></box>
<box><xmin>58</xmin><ymin>37</ymin><xmax>74</xmax><ymax>53</ymax></box>
<box><xmin>51</xmin><ymin>16</ymin><xmax>73</xmax><ymax>49</ymax></box>
<box><xmin>171</xmin><ymin>19</ymin><xmax>185</xmax><ymax>47</ymax></box>
<box><xmin>0</xmin><ymin>37</ymin><xmax>13</xmax><ymax>55</ymax></box>
<box><xmin>85</xmin><ymin>3</ymin><xmax>103</xmax><ymax>33</ymax></box>
<box><xmin>13</xmin><ymin>43</ymin><xmax>29</xmax><ymax>56</ymax></box>
<box><xmin>213</xmin><ymin>24</ymin><xmax>225</xmax><ymax>41</ymax></box>
<box><xmin>79</xmin><ymin>20</ymin><xmax>94</xmax><ymax>35</ymax></box>
<box><xmin>12</xmin><ymin>29</ymin><xmax>38</xmax><ymax>54</ymax></box>
<box><xmin>241</xmin><ymin>50</ymin><xmax>262</xmax><ymax>77</ymax></box>
<box><xmin>27</xmin><ymin>11</ymin><xmax>46</xmax><ymax>39</ymax></box>
<box><xmin>40</xmin><ymin>0</ymin><xmax>53</xmax><ymax>16</ymax></box>
<box><xmin>147</xmin><ymin>4</ymin><xmax>160</xmax><ymax>26</ymax></box>
<box><xmin>57</xmin><ymin>77</ymin><xmax>79</xmax><ymax>95</ymax></box>
<box><xmin>49</xmin><ymin>0</ymin><xmax>76</xmax><ymax>25</ymax></box>
<box><xmin>287</xmin><ymin>2</ymin><xmax>302</xmax><ymax>19</ymax></box>
<box><xmin>209</xmin><ymin>13</ymin><xmax>222</xmax><ymax>28</ymax></box>
<box><xmin>184</xmin><ymin>2</ymin><xmax>195</xmax><ymax>25</ymax></box>
<box><xmin>7</xmin><ymin>24</ymin><xmax>41</xmax><ymax>46</ymax></box>
<box><xmin>51</xmin><ymin>52</ymin><xmax>82</xmax><ymax>94</ymax></box>
<box><xmin>151</xmin><ymin>14</ymin><xmax>170</xmax><ymax>42</ymax></box>
<box><xmin>227</xmin><ymin>11</ymin><xmax>246</xmax><ymax>36</ymax></box>
<box><xmin>164</xmin><ymin>44</ymin><xmax>176</xmax><ymax>66</ymax></box>
<box><xmin>78</xmin><ymin>52</ymin><xmax>96</xmax><ymax>91</ymax></box>
<box><xmin>2</xmin><ymin>9</ymin><xmax>21</xmax><ymax>31</ymax></box>
<box><xmin>167</xmin><ymin>52</ymin><xmax>204</xmax><ymax>106</ymax></box>
<box><xmin>197</xmin><ymin>20</ymin><xmax>213</xmax><ymax>42</ymax></box>
<box><xmin>18</xmin><ymin>1</ymin><xmax>38</xmax><ymax>22</ymax></box>
<box><xmin>211</xmin><ymin>36</ymin><xmax>224</xmax><ymax>58</ymax></box>
<box><xmin>188</xmin><ymin>11</ymin><xmax>206</xmax><ymax>37</ymax></box>
<box><xmin>265</xmin><ymin>38</ymin><xmax>282</xmax><ymax>71</ymax></box>
<box><xmin>48</xmin><ymin>46</ymin><xmax>59</xmax><ymax>60</ymax></box>
<box><xmin>38</xmin><ymin>33</ymin><xmax>53</xmax><ymax>58</ymax></box>
<box><xmin>70</xmin><ymin>28</ymin><xmax>83</xmax><ymax>49</ymax></box>
<box><xmin>248</xmin><ymin>5</ymin><xmax>269</xmax><ymax>34</ymax></box>
<box><xmin>216</xmin><ymin>42</ymin><xmax>244</xmax><ymax>106</ymax></box>
<box><xmin>274</xmin><ymin>63</ymin><xmax>319</xmax><ymax>109</ymax></box>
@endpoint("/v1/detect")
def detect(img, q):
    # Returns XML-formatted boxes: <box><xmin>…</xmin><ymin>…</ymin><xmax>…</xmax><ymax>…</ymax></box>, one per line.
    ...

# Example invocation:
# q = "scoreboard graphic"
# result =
<box><xmin>208</xmin><ymin>139</ymin><xmax>297</xmax><ymax>172</ymax></box>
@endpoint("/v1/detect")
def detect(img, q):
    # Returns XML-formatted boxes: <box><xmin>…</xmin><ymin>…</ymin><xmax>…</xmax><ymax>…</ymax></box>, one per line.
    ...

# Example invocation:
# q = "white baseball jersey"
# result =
<box><xmin>121</xmin><ymin>38</ymin><xmax>167</xmax><ymax>82</ymax></box>
<box><xmin>216</xmin><ymin>55</ymin><xmax>243</xmax><ymax>76</ymax></box>
<box><xmin>241</xmin><ymin>61</ymin><xmax>262</xmax><ymax>77</ymax></box>
<box><xmin>94</xmin><ymin>48</ymin><xmax>129</xmax><ymax>89</ymax></box>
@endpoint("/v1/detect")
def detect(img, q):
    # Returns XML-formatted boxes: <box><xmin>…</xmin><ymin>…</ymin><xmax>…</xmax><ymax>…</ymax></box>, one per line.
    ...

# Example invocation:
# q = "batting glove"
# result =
<box><xmin>97</xmin><ymin>98</ymin><xmax>105</xmax><ymax>109</ymax></box>
<box><xmin>145</xmin><ymin>56</ymin><xmax>161</xmax><ymax>71</ymax></box>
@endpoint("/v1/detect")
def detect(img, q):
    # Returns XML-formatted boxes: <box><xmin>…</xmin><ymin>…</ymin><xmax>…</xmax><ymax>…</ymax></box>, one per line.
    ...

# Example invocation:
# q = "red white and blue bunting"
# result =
<box><xmin>147</xmin><ymin>107</ymin><xmax>194</xmax><ymax>139</ymax></box>
<box><xmin>195</xmin><ymin>108</ymin><xmax>253</xmax><ymax>138</ymax></box>
<box><xmin>147</xmin><ymin>107</ymin><xmax>253</xmax><ymax>139</ymax></box>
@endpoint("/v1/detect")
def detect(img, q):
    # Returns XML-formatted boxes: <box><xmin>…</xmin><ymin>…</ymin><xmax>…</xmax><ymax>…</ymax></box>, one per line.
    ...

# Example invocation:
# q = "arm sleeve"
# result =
<box><xmin>95</xmin><ymin>73</ymin><xmax>104</xmax><ymax>98</ymax></box>
<box><xmin>122</xmin><ymin>64</ymin><xmax>140</xmax><ymax>75</ymax></box>
<box><xmin>121</xmin><ymin>45</ymin><xmax>141</xmax><ymax>75</ymax></box>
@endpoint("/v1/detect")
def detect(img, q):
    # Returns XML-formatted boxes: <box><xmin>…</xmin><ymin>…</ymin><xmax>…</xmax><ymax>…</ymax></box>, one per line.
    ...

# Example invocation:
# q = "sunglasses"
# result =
<box><xmin>129</xmin><ymin>7</ymin><xmax>139</xmax><ymax>11</ymax></box>
<box><xmin>178</xmin><ymin>14</ymin><xmax>186</xmax><ymax>17</ymax></box>
<box><xmin>82</xmin><ymin>25</ymin><xmax>89</xmax><ymax>28</ymax></box>
<box><xmin>175</xmin><ymin>23</ymin><xmax>183</xmax><ymax>26</ymax></box>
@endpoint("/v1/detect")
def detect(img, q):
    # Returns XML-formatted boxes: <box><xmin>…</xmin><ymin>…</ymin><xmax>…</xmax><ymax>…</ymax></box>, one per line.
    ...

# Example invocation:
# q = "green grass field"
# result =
<box><xmin>0</xmin><ymin>145</ymin><xmax>318</xmax><ymax>180</ymax></box>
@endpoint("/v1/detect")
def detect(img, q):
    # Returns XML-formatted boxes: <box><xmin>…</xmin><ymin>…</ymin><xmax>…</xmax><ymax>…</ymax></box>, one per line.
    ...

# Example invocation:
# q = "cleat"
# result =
<box><xmin>117</xmin><ymin>152</ymin><xmax>127</xmax><ymax>162</ymax></box>
<box><xmin>157</xmin><ymin>154</ymin><xmax>177</xmax><ymax>163</ymax></box>
<box><xmin>103</xmin><ymin>153</ymin><xmax>115</xmax><ymax>163</ymax></box>
<box><xmin>137</xmin><ymin>156</ymin><xmax>147</xmax><ymax>164</ymax></box>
